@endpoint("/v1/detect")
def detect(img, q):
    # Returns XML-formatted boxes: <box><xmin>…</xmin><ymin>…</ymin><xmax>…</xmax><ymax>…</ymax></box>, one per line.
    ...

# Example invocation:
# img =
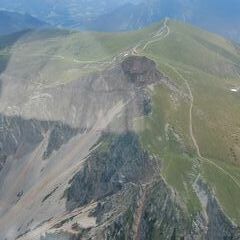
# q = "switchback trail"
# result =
<box><xmin>142</xmin><ymin>18</ymin><xmax>170</xmax><ymax>51</ymax></box>
<box><xmin>131</xmin><ymin>18</ymin><xmax>170</xmax><ymax>55</ymax></box>
<box><xmin>166</xmin><ymin>63</ymin><xmax>240</xmax><ymax>190</ymax></box>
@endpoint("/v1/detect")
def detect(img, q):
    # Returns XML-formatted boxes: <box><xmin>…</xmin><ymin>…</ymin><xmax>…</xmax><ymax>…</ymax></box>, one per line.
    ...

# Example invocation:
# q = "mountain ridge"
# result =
<box><xmin>85</xmin><ymin>0</ymin><xmax>240</xmax><ymax>42</ymax></box>
<box><xmin>0</xmin><ymin>10</ymin><xmax>48</xmax><ymax>35</ymax></box>
<box><xmin>1</xmin><ymin>0</ymin><xmax>240</xmax><ymax>42</ymax></box>
<box><xmin>0</xmin><ymin>19</ymin><xmax>240</xmax><ymax>239</ymax></box>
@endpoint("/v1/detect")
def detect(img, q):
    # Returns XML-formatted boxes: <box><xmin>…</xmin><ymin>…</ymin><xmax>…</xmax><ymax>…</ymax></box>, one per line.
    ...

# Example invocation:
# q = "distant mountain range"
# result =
<box><xmin>0</xmin><ymin>10</ymin><xmax>47</xmax><ymax>35</ymax></box>
<box><xmin>86</xmin><ymin>0</ymin><xmax>240</xmax><ymax>42</ymax></box>
<box><xmin>0</xmin><ymin>0</ymin><xmax>240</xmax><ymax>41</ymax></box>
<box><xmin>0</xmin><ymin>0</ymin><xmax>142</xmax><ymax>27</ymax></box>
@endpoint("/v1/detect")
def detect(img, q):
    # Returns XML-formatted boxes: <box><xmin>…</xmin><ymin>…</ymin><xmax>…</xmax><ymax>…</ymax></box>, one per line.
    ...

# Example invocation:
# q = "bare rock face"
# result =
<box><xmin>0</xmin><ymin>114</ymin><xmax>79</xmax><ymax>163</ymax></box>
<box><xmin>65</xmin><ymin>132</ymin><xmax>154</xmax><ymax>211</ymax></box>
<box><xmin>1</xmin><ymin>52</ymin><xmax>238</xmax><ymax>240</ymax></box>
<box><xmin>121</xmin><ymin>56</ymin><xmax>156</xmax><ymax>75</ymax></box>
<box><xmin>121</xmin><ymin>56</ymin><xmax>162</xmax><ymax>85</ymax></box>
<box><xmin>0</xmin><ymin>154</ymin><xmax>7</xmax><ymax>171</ymax></box>
<box><xmin>0</xmin><ymin>56</ymin><xmax>164</xmax><ymax>132</ymax></box>
<box><xmin>0</xmin><ymin>54</ymin><xmax>166</xmax><ymax>240</ymax></box>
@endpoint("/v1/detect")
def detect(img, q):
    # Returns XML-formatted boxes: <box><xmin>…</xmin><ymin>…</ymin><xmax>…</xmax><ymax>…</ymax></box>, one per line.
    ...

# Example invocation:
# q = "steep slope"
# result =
<box><xmin>0</xmin><ymin>20</ymin><xmax>240</xmax><ymax>239</ymax></box>
<box><xmin>0</xmin><ymin>10</ymin><xmax>47</xmax><ymax>35</ymax></box>
<box><xmin>137</xmin><ymin>19</ymin><xmax>240</xmax><ymax>225</ymax></box>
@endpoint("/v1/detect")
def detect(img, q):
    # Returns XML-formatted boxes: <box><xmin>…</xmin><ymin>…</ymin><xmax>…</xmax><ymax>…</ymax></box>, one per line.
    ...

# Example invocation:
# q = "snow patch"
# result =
<box><xmin>230</xmin><ymin>88</ymin><xmax>239</xmax><ymax>92</ymax></box>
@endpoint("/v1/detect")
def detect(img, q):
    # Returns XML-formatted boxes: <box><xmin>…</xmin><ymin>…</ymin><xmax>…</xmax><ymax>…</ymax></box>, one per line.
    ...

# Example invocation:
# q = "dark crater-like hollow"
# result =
<box><xmin>121</xmin><ymin>56</ymin><xmax>161</xmax><ymax>85</ymax></box>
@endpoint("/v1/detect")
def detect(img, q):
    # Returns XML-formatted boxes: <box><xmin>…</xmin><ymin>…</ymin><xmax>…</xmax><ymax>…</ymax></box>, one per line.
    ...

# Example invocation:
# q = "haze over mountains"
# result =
<box><xmin>87</xmin><ymin>0</ymin><xmax>240</xmax><ymax>42</ymax></box>
<box><xmin>0</xmin><ymin>10</ymin><xmax>47</xmax><ymax>35</ymax></box>
<box><xmin>0</xmin><ymin>0</ymin><xmax>142</xmax><ymax>27</ymax></box>
<box><xmin>1</xmin><ymin>0</ymin><xmax>240</xmax><ymax>42</ymax></box>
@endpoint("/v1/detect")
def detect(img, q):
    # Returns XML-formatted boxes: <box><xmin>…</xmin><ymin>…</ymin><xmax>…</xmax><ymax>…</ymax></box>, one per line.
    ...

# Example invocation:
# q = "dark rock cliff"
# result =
<box><xmin>0</xmin><ymin>114</ymin><xmax>79</xmax><ymax>170</ymax></box>
<box><xmin>65</xmin><ymin>132</ymin><xmax>154</xmax><ymax>211</ymax></box>
<box><xmin>122</xmin><ymin>56</ymin><xmax>163</xmax><ymax>86</ymax></box>
<box><xmin>63</xmin><ymin>130</ymin><xmax>240</xmax><ymax>240</ymax></box>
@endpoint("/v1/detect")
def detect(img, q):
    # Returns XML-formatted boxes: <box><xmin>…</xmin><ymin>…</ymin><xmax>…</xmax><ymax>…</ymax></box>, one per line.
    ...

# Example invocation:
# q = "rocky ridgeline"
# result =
<box><xmin>0</xmin><ymin>114</ymin><xmax>80</xmax><ymax>166</ymax></box>
<box><xmin>42</xmin><ymin>132</ymin><xmax>240</xmax><ymax>240</ymax></box>
<box><xmin>1</xmin><ymin>56</ymin><xmax>239</xmax><ymax>240</ymax></box>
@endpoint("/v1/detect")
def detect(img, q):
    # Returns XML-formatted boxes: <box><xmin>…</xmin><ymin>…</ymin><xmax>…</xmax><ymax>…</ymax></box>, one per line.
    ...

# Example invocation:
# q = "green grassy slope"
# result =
<box><xmin>0</xmin><ymin>31</ymin><xmax>30</xmax><ymax>73</ymax></box>
<box><xmin>2</xmin><ymin>25</ymin><xmax>160</xmax><ymax>86</ymax></box>
<box><xmin>136</xmin><ymin>20</ymin><xmax>240</xmax><ymax>223</ymax></box>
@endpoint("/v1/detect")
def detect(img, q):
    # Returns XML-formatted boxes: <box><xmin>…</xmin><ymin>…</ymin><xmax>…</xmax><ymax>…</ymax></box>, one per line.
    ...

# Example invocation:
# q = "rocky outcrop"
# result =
<box><xmin>0</xmin><ymin>153</ymin><xmax>7</xmax><ymax>171</ymax></box>
<box><xmin>206</xmin><ymin>195</ymin><xmax>240</xmax><ymax>239</ymax></box>
<box><xmin>89</xmin><ymin>177</ymin><xmax>240</xmax><ymax>240</ymax></box>
<box><xmin>193</xmin><ymin>179</ymin><xmax>240</xmax><ymax>240</ymax></box>
<box><xmin>65</xmin><ymin>132</ymin><xmax>154</xmax><ymax>211</ymax></box>
<box><xmin>40</xmin><ymin>231</ymin><xmax>80</xmax><ymax>240</ymax></box>
<box><xmin>63</xmin><ymin>131</ymin><xmax>240</xmax><ymax>240</ymax></box>
<box><xmin>0</xmin><ymin>114</ymin><xmax>79</xmax><ymax>162</ymax></box>
<box><xmin>121</xmin><ymin>56</ymin><xmax>163</xmax><ymax>86</ymax></box>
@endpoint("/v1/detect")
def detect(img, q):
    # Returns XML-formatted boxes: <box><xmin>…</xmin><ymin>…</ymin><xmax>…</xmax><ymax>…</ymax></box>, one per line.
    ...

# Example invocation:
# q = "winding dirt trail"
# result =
<box><xmin>166</xmin><ymin>64</ymin><xmax>201</xmax><ymax>157</ymax></box>
<box><xmin>166</xmin><ymin>63</ymin><xmax>240</xmax><ymax>190</ymax></box>
<box><xmin>142</xmin><ymin>18</ymin><xmax>170</xmax><ymax>51</ymax></box>
<box><xmin>131</xmin><ymin>18</ymin><xmax>170</xmax><ymax>55</ymax></box>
